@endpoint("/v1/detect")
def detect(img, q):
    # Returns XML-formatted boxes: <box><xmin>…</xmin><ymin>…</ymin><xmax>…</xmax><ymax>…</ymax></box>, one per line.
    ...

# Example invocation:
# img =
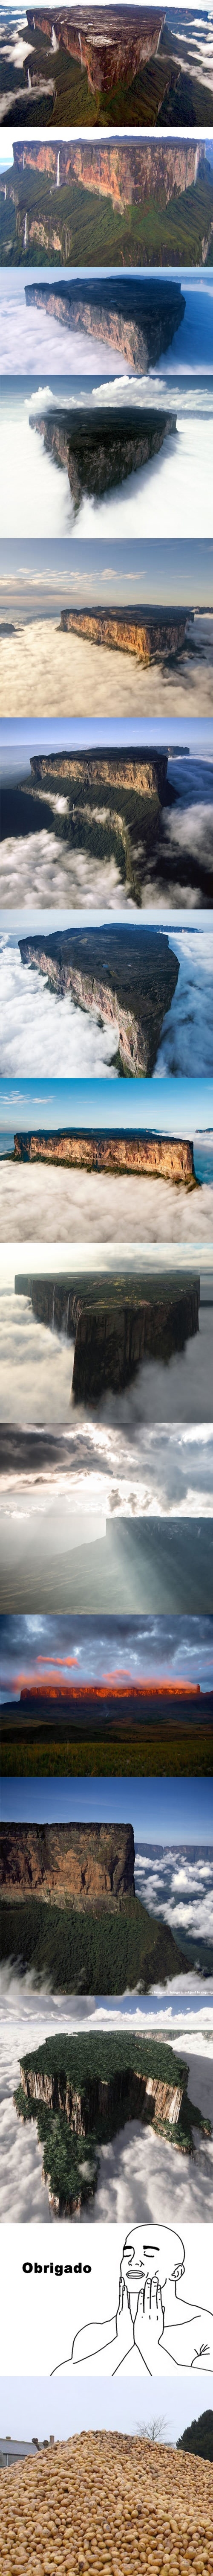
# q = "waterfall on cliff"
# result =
<box><xmin>78</xmin><ymin>31</ymin><xmax>83</xmax><ymax>64</ymax></box>
<box><xmin>27</xmin><ymin>69</ymin><xmax>31</xmax><ymax>87</ymax></box>
<box><xmin>194</xmin><ymin>145</ymin><xmax>200</xmax><ymax>182</ymax></box>
<box><xmin>51</xmin><ymin>24</ymin><xmax>58</xmax><ymax>48</ymax></box>
<box><xmin>24</xmin><ymin>213</ymin><xmax>28</xmax><ymax>249</ymax></box>
<box><xmin>56</xmin><ymin>150</ymin><xmax>60</xmax><ymax>186</ymax></box>
<box><xmin>66</xmin><ymin>1293</ymin><xmax>70</xmax><ymax>1336</ymax></box>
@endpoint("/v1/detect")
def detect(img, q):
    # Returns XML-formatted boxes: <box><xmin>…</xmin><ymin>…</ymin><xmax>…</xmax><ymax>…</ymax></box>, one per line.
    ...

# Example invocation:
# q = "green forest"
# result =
<box><xmin>1</xmin><ymin>158</ymin><xmax>213</xmax><ymax>267</ymax></box>
<box><xmin>177</xmin><ymin>2412</ymin><xmax>213</xmax><ymax>2461</ymax></box>
<box><xmin>1</xmin><ymin>1890</ymin><xmax>186</xmax><ymax>1991</ymax></box>
<box><xmin>14</xmin><ymin>2031</ymin><xmax>210</xmax><ymax>2213</ymax></box>
<box><xmin>19</xmin><ymin>2030</ymin><xmax>188</xmax><ymax>2089</ymax></box>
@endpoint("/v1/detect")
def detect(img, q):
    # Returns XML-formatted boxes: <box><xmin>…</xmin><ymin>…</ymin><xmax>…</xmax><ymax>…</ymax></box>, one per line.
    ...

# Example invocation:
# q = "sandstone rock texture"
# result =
<box><xmin>13</xmin><ymin>137</ymin><xmax>204</xmax><ymax>203</ymax></box>
<box><xmin>28</xmin><ymin>748</ymin><xmax>187</xmax><ymax>900</ymax></box>
<box><xmin>18</xmin><ymin>923</ymin><xmax>180</xmax><ymax>1077</ymax></box>
<box><xmin>17</xmin><ymin>1677</ymin><xmax>201</xmax><ymax>1709</ymax></box>
<box><xmin>59</xmin><ymin>608</ymin><xmax>190</xmax><ymax>664</ymax></box>
<box><xmin>0</xmin><ymin>1820</ymin><xmax>135</xmax><ymax>1908</ymax></box>
<box><xmin>15</xmin><ymin>1266</ymin><xmax>200</xmax><ymax>1401</ymax></box>
<box><xmin>26</xmin><ymin>10</ymin><xmax>165</xmax><ymax>92</ymax></box>
<box><xmin>31</xmin><ymin>404</ymin><xmax>176</xmax><ymax>505</ymax></box>
<box><xmin>29</xmin><ymin>749</ymin><xmax>170</xmax><ymax>796</ymax></box>
<box><xmin>13</xmin><ymin>1131</ymin><xmax>196</xmax><ymax>1183</ymax></box>
<box><xmin>20</xmin><ymin>2059</ymin><xmax>183</xmax><ymax>2129</ymax></box>
<box><xmin>25</xmin><ymin>277</ymin><xmax>185</xmax><ymax>369</ymax></box>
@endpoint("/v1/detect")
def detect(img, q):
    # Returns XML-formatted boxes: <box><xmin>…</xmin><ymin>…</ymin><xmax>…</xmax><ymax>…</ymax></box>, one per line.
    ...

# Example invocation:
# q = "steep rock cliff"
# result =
<box><xmin>0</xmin><ymin>1820</ymin><xmax>135</xmax><ymax>1908</ymax></box>
<box><xmin>15</xmin><ymin>1268</ymin><xmax>200</xmax><ymax>1403</ymax></box>
<box><xmin>13</xmin><ymin>1131</ymin><xmax>196</xmax><ymax>1182</ymax></box>
<box><xmin>13</xmin><ymin>138</ymin><xmax>204</xmax><ymax>203</ymax></box>
<box><xmin>26</xmin><ymin>11</ymin><xmax>165</xmax><ymax>92</ymax></box>
<box><xmin>20</xmin><ymin>2060</ymin><xmax>183</xmax><ymax>2128</ymax></box>
<box><xmin>29</xmin><ymin>749</ymin><xmax>170</xmax><ymax>796</ymax></box>
<box><xmin>30</xmin><ymin>404</ymin><xmax>176</xmax><ymax>506</ymax></box>
<box><xmin>18</xmin><ymin>922</ymin><xmax>180</xmax><ymax>1077</ymax></box>
<box><xmin>25</xmin><ymin>277</ymin><xmax>185</xmax><ymax>368</ymax></box>
<box><xmin>27</xmin><ymin>746</ymin><xmax>187</xmax><ymax>901</ymax></box>
<box><xmin>16</xmin><ymin>1678</ymin><xmax>202</xmax><ymax>1709</ymax></box>
<box><xmin>59</xmin><ymin>609</ymin><xmax>190</xmax><ymax>664</ymax></box>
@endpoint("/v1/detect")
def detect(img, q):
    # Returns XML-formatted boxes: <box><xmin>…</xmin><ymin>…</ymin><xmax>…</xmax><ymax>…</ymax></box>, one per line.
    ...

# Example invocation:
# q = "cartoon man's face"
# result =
<box><xmin>120</xmin><ymin>2227</ymin><xmax>185</xmax><ymax>2310</ymax></box>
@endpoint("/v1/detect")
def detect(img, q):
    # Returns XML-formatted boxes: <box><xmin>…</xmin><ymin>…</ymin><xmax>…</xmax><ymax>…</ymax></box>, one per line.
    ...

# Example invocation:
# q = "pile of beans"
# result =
<box><xmin>0</xmin><ymin>2429</ymin><xmax>212</xmax><ymax>2576</ymax></box>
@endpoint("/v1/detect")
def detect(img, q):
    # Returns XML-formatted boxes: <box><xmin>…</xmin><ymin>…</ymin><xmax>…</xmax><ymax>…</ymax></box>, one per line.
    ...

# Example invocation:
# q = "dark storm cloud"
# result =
<box><xmin>0</xmin><ymin>1425</ymin><xmax>71</xmax><ymax>1477</ymax></box>
<box><xmin>0</xmin><ymin>1613</ymin><xmax>213</xmax><ymax>1699</ymax></box>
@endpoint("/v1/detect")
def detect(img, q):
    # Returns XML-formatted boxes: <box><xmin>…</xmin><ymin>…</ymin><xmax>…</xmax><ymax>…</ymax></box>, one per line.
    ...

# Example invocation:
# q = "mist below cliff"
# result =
<box><xmin>0</xmin><ymin>293</ymin><xmax>128</xmax><ymax>376</ymax></box>
<box><xmin>155</xmin><ymin>928</ymin><xmax>213</xmax><ymax>1077</ymax></box>
<box><xmin>1</xmin><ymin>615</ymin><xmax>213</xmax><ymax>727</ymax></box>
<box><xmin>0</xmin><ymin>1277</ymin><xmax>212</xmax><ymax>1426</ymax></box>
<box><xmin>0</xmin><ymin>1488</ymin><xmax>213</xmax><ymax>1620</ymax></box>
<box><xmin>0</xmin><ymin>936</ymin><xmax>118</xmax><ymax>1078</ymax></box>
<box><xmin>1</xmin><ymin>281</ymin><xmax>213</xmax><ymax>377</ymax></box>
<box><xmin>0</xmin><ymin>925</ymin><xmax>213</xmax><ymax>1080</ymax></box>
<box><xmin>0</xmin><ymin>1163</ymin><xmax>213</xmax><ymax>1244</ymax></box>
<box><xmin>1</xmin><ymin>1981</ymin><xmax>213</xmax><ymax>2228</ymax></box>
<box><xmin>1</xmin><ymin>399</ymin><xmax>213</xmax><ymax>542</ymax></box>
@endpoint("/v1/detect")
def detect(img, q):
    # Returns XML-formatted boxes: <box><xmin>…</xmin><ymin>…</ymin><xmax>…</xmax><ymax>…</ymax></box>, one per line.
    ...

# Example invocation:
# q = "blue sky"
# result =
<box><xmin>1</xmin><ymin>2372</ymin><xmax>212</xmax><ymax>2445</ymax></box>
<box><xmin>1</xmin><ymin>714</ymin><xmax>213</xmax><ymax>755</ymax></box>
<box><xmin>1</xmin><ymin>260</ymin><xmax>213</xmax><ymax>289</ymax></box>
<box><xmin>1</xmin><ymin>1775</ymin><xmax>213</xmax><ymax>1840</ymax></box>
<box><xmin>0</xmin><ymin>1077</ymin><xmax>212</xmax><ymax>1135</ymax></box>
<box><xmin>1</xmin><ymin>538</ymin><xmax>213</xmax><ymax>628</ymax></box>
<box><xmin>0</xmin><ymin>537</ymin><xmax>213</xmax><ymax>618</ymax></box>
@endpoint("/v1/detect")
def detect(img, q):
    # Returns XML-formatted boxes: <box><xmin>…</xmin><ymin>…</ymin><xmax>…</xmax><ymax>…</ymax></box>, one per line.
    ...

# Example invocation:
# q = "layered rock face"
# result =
<box><xmin>13</xmin><ymin>138</ymin><xmax>204</xmax><ymax>204</ymax></box>
<box><xmin>3</xmin><ymin>1680</ymin><xmax>204</xmax><ymax>1742</ymax></box>
<box><xmin>18</xmin><ymin>923</ymin><xmax>180</xmax><ymax>1078</ymax></box>
<box><xmin>0</xmin><ymin>1820</ymin><xmax>135</xmax><ymax>1908</ymax></box>
<box><xmin>26</xmin><ymin>11</ymin><xmax>165</xmax><ymax>92</ymax></box>
<box><xmin>15</xmin><ymin>1268</ymin><xmax>200</xmax><ymax>1402</ymax></box>
<box><xmin>13</xmin><ymin>1131</ymin><xmax>196</xmax><ymax>1183</ymax></box>
<box><xmin>26</xmin><ymin>746</ymin><xmax>187</xmax><ymax>900</ymax></box>
<box><xmin>59</xmin><ymin>609</ymin><xmax>190</xmax><ymax>664</ymax></box>
<box><xmin>20</xmin><ymin>2059</ymin><xmax>183</xmax><ymax>2129</ymax></box>
<box><xmin>17</xmin><ymin>1678</ymin><xmax>202</xmax><ymax>1708</ymax></box>
<box><xmin>29</xmin><ymin>749</ymin><xmax>170</xmax><ymax>796</ymax></box>
<box><xmin>31</xmin><ymin>404</ymin><xmax>176</xmax><ymax>506</ymax></box>
<box><xmin>25</xmin><ymin>278</ymin><xmax>185</xmax><ymax>368</ymax></box>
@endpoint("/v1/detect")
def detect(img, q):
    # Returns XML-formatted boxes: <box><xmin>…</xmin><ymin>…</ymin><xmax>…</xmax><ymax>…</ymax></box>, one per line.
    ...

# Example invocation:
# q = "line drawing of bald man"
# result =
<box><xmin>51</xmin><ymin>2226</ymin><xmax>213</xmax><ymax>2378</ymax></box>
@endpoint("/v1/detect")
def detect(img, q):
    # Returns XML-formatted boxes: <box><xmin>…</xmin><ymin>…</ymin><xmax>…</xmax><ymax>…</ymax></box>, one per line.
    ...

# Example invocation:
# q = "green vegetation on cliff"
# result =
<box><xmin>3</xmin><ymin>26</ymin><xmax>213</xmax><ymax>131</ymax></box>
<box><xmin>14</xmin><ymin>2033</ymin><xmax>210</xmax><ymax>2213</ymax></box>
<box><xmin>25</xmin><ymin>775</ymin><xmax>162</xmax><ymax>904</ymax></box>
<box><xmin>1</xmin><ymin>159</ymin><xmax>213</xmax><ymax>268</ymax></box>
<box><xmin>0</xmin><ymin>1890</ymin><xmax>186</xmax><ymax>1993</ymax></box>
<box><xmin>17</xmin><ymin>2030</ymin><xmax>187</xmax><ymax>2086</ymax></box>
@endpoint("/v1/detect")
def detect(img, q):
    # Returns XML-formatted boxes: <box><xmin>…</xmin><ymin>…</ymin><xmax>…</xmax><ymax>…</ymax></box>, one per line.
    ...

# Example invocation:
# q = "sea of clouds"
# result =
<box><xmin>0</xmin><ymin>1979</ymin><xmax>213</xmax><ymax>2228</ymax></box>
<box><xmin>0</xmin><ymin>1282</ymin><xmax>213</xmax><ymax>1424</ymax></box>
<box><xmin>135</xmin><ymin>1843</ymin><xmax>213</xmax><ymax>1954</ymax></box>
<box><xmin>0</xmin><ymin>1166</ymin><xmax>213</xmax><ymax>1243</ymax></box>
<box><xmin>0</xmin><ymin>925</ymin><xmax>213</xmax><ymax>1079</ymax></box>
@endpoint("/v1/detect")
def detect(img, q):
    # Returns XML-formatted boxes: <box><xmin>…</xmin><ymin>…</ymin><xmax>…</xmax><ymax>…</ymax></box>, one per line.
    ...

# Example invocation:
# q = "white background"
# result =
<box><xmin>1</xmin><ymin>2221</ymin><xmax>213</xmax><ymax>2375</ymax></box>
